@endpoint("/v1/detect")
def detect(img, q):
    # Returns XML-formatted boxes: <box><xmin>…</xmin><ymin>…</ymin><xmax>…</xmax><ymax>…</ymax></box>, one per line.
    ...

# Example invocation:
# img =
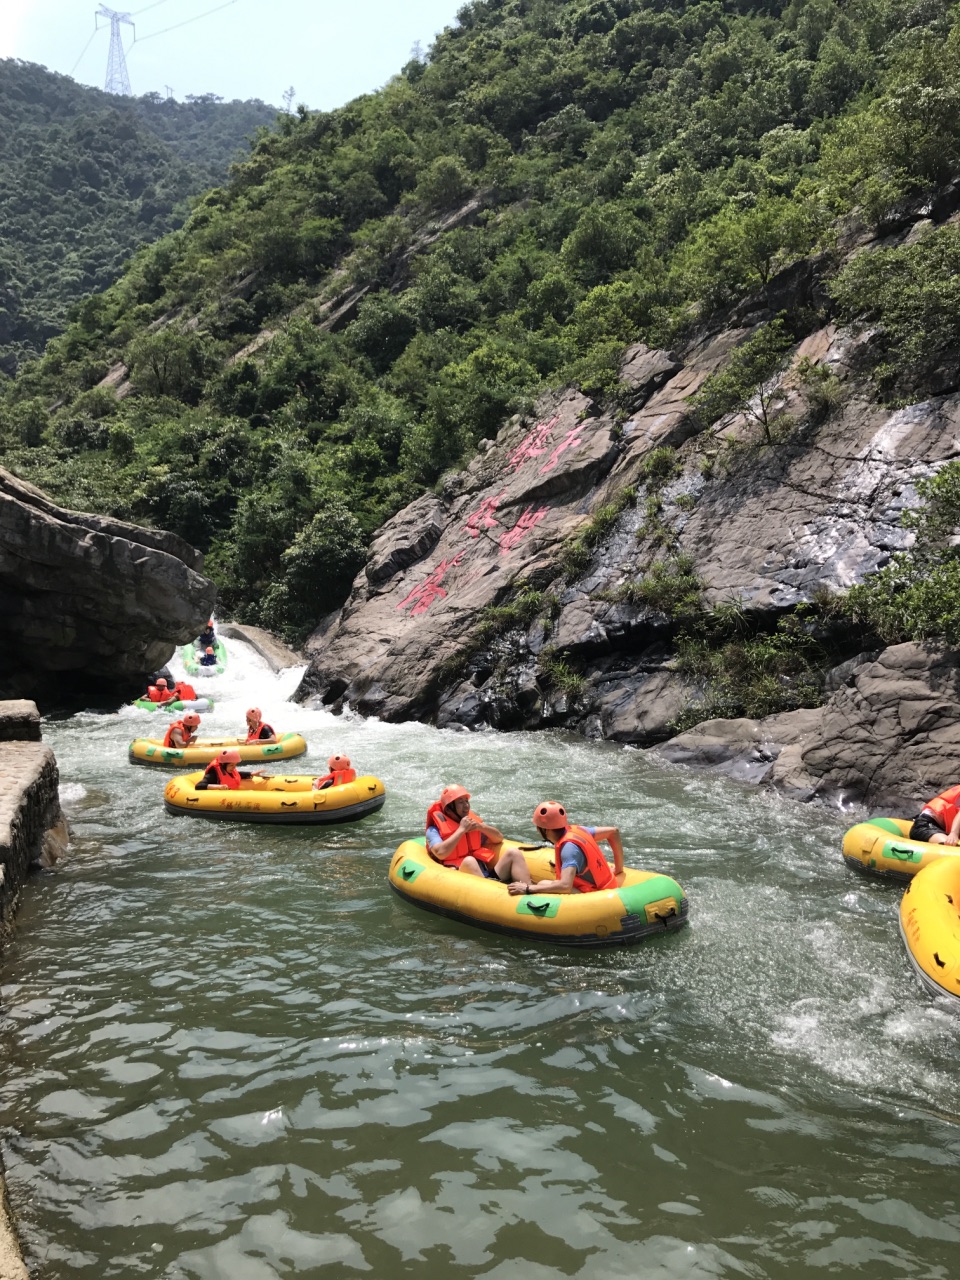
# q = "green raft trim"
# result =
<box><xmin>865</xmin><ymin>817</ymin><xmax>907</xmax><ymax>836</ymax></box>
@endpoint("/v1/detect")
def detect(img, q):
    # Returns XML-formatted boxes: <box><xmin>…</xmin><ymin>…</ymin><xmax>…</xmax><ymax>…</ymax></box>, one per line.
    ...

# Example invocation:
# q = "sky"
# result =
<box><xmin>1</xmin><ymin>0</ymin><xmax>465</xmax><ymax>110</ymax></box>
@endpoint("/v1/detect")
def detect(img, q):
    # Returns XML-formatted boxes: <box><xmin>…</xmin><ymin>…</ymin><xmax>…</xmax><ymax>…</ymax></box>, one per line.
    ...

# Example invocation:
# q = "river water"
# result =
<box><xmin>1</xmin><ymin>639</ymin><xmax>958</xmax><ymax>1279</ymax></box>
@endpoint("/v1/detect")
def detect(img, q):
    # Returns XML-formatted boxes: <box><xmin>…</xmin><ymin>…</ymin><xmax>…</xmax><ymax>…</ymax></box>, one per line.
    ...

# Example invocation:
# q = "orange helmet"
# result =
<box><xmin>328</xmin><ymin>753</ymin><xmax>351</xmax><ymax>769</ymax></box>
<box><xmin>532</xmin><ymin>801</ymin><xmax>568</xmax><ymax>831</ymax></box>
<box><xmin>440</xmin><ymin>784</ymin><xmax>470</xmax><ymax>809</ymax></box>
<box><xmin>156</xmin><ymin>677</ymin><xmax>167</xmax><ymax>688</ymax></box>
<box><xmin>219</xmin><ymin>748</ymin><xmax>242</xmax><ymax>764</ymax></box>
<box><xmin>246</xmin><ymin>707</ymin><xmax>261</xmax><ymax>719</ymax></box>
<box><xmin>207</xmin><ymin>618</ymin><xmax>214</xmax><ymax>627</ymax></box>
<box><xmin>205</xmin><ymin>646</ymin><xmax>215</xmax><ymax>654</ymax></box>
<box><xmin>183</xmin><ymin>713</ymin><xmax>201</xmax><ymax>727</ymax></box>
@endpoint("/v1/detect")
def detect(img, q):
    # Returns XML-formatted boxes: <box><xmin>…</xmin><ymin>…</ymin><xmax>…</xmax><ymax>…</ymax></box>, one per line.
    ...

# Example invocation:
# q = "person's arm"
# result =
<box><xmin>427</xmin><ymin>816</ymin><xmax>483</xmax><ymax>863</ymax></box>
<box><xmin>477</xmin><ymin>819</ymin><xmax>503</xmax><ymax>843</ymax></box>
<box><xmin>508</xmin><ymin>863</ymin><xmax>578</xmax><ymax>896</ymax></box>
<box><xmin>259</xmin><ymin>728</ymin><xmax>278</xmax><ymax>744</ymax></box>
<box><xmin>947</xmin><ymin>812</ymin><xmax>960</xmax><ymax>846</ymax></box>
<box><xmin>593</xmin><ymin>825</ymin><xmax>624</xmax><ymax>875</ymax></box>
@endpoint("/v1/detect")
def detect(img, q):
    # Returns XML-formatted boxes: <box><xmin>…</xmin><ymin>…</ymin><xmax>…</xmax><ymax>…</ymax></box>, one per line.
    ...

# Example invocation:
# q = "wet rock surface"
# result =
<box><xmin>0</xmin><ymin>468</ymin><xmax>216</xmax><ymax>709</ymax></box>
<box><xmin>657</xmin><ymin>643</ymin><xmax>960</xmax><ymax>812</ymax></box>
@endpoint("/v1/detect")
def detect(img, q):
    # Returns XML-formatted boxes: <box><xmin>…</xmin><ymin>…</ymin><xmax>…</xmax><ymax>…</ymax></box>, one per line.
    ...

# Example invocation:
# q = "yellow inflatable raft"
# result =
<box><xmin>164</xmin><ymin>771</ymin><xmax>386</xmax><ymax>824</ymax></box>
<box><xmin>388</xmin><ymin>838</ymin><xmax>687</xmax><ymax>947</ymax></box>
<box><xmin>900</xmin><ymin>858</ymin><xmax>960</xmax><ymax>1007</ymax></box>
<box><xmin>128</xmin><ymin>732</ymin><xmax>307</xmax><ymax>768</ymax></box>
<box><xmin>841</xmin><ymin>817</ymin><xmax>959</xmax><ymax>880</ymax></box>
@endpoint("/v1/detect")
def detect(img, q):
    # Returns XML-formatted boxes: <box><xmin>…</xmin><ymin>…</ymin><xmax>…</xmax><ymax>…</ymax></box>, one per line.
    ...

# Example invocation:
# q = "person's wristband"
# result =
<box><xmin>524</xmin><ymin>885</ymin><xmax>534</xmax><ymax>895</ymax></box>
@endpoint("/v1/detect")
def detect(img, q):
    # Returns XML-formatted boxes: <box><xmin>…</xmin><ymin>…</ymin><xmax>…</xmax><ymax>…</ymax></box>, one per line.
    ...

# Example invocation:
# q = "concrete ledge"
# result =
<box><xmin>0</xmin><ymin>703</ymin><xmax>40</xmax><ymax>744</ymax></box>
<box><xmin>219</xmin><ymin>623</ymin><xmax>304</xmax><ymax>672</ymax></box>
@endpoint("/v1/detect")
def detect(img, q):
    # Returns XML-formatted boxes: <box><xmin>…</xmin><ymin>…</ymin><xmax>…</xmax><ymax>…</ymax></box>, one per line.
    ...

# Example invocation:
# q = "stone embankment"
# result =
<box><xmin>0</xmin><ymin>700</ymin><xmax>67</xmax><ymax>1279</ymax></box>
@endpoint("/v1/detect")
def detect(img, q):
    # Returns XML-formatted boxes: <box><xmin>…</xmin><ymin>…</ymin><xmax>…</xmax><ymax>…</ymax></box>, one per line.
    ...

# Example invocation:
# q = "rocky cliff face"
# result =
<box><xmin>0</xmin><ymin>468</ymin><xmax>216</xmax><ymax>707</ymax></box>
<box><xmin>295</xmin><ymin>257</ymin><xmax>960</xmax><ymax>808</ymax></box>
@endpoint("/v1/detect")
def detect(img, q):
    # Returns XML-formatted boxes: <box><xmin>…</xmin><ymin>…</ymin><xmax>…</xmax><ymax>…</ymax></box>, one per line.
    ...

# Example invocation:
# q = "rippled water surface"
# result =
<box><xmin>2</xmin><ymin>641</ymin><xmax>959</xmax><ymax>1278</ymax></box>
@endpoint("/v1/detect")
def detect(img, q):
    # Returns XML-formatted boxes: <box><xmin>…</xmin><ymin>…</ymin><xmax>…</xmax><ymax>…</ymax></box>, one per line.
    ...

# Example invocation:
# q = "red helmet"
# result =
<box><xmin>328</xmin><ymin>753</ymin><xmax>351</xmax><ymax>769</ymax></box>
<box><xmin>205</xmin><ymin>646</ymin><xmax>215</xmax><ymax>654</ymax></box>
<box><xmin>156</xmin><ymin>678</ymin><xmax>167</xmax><ymax>688</ymax></box>
<box><xmin>246</xmin><ymin>707</ymin><xmax>261</xmax><ymax>719</ymax></box>
<box><xmin>440</xmin><ymin>784</ymin><xmax>470</xmax><ymax>809</ymax></box>
<box><xmin>219</xmin><ymin>748</ymin><xmax>242</xmax><ymax>764</ymax></box>
<box><xmin>207</xmin><ymin>619</ymin><xmax>214</xmax><ymax>627</ymax></box>
<box><xmin>532</xmin><ymin>801</ymin><xmax>568</xmax><ymax>831</ymax></box>
<box><xmin>183</xmin><ymin>713</ymin><xmax>201</xmax><ymax>727</ymax></box>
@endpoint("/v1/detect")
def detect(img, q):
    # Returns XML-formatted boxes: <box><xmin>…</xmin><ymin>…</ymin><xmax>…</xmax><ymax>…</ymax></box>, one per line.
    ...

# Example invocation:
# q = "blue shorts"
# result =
<box><xmin>479</xmin><ymin>861</ymin><xmax>500</xmax><ymax>880</ymax></box>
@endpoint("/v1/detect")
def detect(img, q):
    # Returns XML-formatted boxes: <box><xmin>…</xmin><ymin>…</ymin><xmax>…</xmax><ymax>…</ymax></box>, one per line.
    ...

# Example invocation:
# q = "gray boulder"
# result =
<box><xmin>0</xmin><ymin>467</ymin><xmax>216</xmax><ymax>707</ymax></box>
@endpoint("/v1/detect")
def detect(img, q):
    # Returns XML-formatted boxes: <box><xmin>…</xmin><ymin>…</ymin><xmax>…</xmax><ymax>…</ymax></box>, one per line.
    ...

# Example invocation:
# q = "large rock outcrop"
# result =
<box><xmin>657</xmin><ymin>643</ymin><xmax>960</xmax><ymax>812</ymax></box>
<box><xmin>0</xmin><ymin>468</ymin><xmax>216</xmax><ymax>707</ymax></box>
<box><xmin>296</xmin><ymin>309</ymin><xmax>958</xmax><ymax>750</ymax></box>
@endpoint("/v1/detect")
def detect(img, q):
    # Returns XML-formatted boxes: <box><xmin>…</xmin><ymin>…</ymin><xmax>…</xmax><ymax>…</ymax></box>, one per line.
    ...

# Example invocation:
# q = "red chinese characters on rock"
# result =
<box><xmin>538</xmin><ymin>424</ymin><xmax>586</xmax><ymax>475</ymax></box>
<box><xmin>396</xmin><ymin>552</ymin><xmax>466</xmax><ymax>615</ymax></box>
<box><xmin>506</xmin><ymin>415</ymin><xmax>560</xmax><ymax>472</ymax></box>
<box><xmin>499</xmin><ymin>505</ymin><xmax>549</xmax><ymax>555</ymax></box>
<box><xmin>464</xmin><ymin>492</ymin><xmax>505</xmax><ymax>538</ymax></box>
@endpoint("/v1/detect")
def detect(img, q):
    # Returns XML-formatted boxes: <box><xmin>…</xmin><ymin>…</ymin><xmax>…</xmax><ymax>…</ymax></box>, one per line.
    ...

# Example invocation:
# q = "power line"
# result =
<box><xmin>133</xmin><ymin>0</ymin><xmax>241</xmax><ymax>46</ymax></box>
<box><xmin>70</xmin><ymin>28</ymin><xmax>101</xmax><ymax>75</ymax></box>
<box><xmin>131</xmin><ymin>0</ymin><xmax>175</xmax><ymax>14</ymax></box>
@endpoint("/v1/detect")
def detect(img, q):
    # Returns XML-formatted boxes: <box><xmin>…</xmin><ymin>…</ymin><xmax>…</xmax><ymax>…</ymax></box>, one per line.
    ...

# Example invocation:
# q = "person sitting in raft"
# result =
<box><xmin>426</xmin><ymin>785</ymin><xmax>534</xmax><ymax>883</ymax></box>
<box><xmin>244</xmin><ymin>707</ymin><xmax>278</xmax><ymax>744</ymax></box>
<box><xmin>910</xmin><ymin>785</ymin><xmax>960</xmax><ymax>845</ymax></box>
<box><xmin>194</xmin><ymin>748</ymin><xmax>266</xmax><ymax>790</ymax></box>
<box><xmin>312</xmin><ymin>754</ymin><xmax>357</xmax><ymax>790</ymax></box>
<box><xmin>163</xmin><ymin>712</ymin><xmax>201</xmax><ymax>749</ymax></box>
<box><xmin>198</xmin><ymin>619</ymin><xmax>216</xmax><ymax>649</ymax></box>
<box><xmin>508</xmin><ymin>801</ymin><xmax>624</xmax><ymax>896</ymax></box>
<box><xmin>144</xmin><ymin>676</ymin><xmax>176</xmax><ymax>703</ymax></box>
<box><xmin>172</xmin><ymin>679</ymin><xmax>198</xmax><ymax>702</ymax></box>
<box><xmin>199</xmin><ymin>646</ymin><xmax>218</xmax><ymax>667</ymax></box>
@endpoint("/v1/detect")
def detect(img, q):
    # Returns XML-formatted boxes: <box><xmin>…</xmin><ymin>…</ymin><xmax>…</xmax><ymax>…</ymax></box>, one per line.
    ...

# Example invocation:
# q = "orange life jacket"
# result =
<box><xmin>425</xmin><ymin>800</ymin><xmax>493</xmax><ymax>868</ymax></box>
<box><xmin>554</xmin><ymin>825</ymin><xmax>616</xmax><ymax>893</ymax></box>
<box><xmin>245</xmin><ymin>721</ymin><xmax>275</xmax><ymax>743</ymax></box>
<box><xmin>924</xmin><ymin>786</ymin><xmax>960</xmax><ymax>832</ymax></box>
<box><xmin>205</xmin><ymin>761</ymin><xmax>240</xmax><ymax>790</ymax></box>
<box><xmin>162</xmin><ymin>720</ymin><xmax>192</xmax><ymax>748</ymax></box>
<box><xmin>315</xmin><ymin>768</ymin><xmax>357</xmax><ymax>788</ymax></box>
<box><xmin>146</xmin><ymin>685</ymin><xmax>165</xmax><ymax>702</ymax></box>
<box><xmin>174</xmin><ymin>682</ymin><xmax>197</xmax><ymax>701</ymax></box>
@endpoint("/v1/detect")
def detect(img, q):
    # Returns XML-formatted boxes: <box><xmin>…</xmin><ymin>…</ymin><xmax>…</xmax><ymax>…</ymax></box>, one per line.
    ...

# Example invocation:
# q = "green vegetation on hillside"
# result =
<box><xmin>0</xmin><ymin>59</ymin><xmax>276</xmax><ymax>370</ymax></box>
<box><xmin>3</xmin><ymin>0</ymin><xmax>960</xmax><ymax>641</ymax></box>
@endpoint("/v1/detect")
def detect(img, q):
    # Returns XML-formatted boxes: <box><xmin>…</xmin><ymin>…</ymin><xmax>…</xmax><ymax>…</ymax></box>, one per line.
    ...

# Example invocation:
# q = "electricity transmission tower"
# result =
<box><xmin>97</xmin><ymin>6</ymin><xmax>135</xmax><ymax>96</ymax></box>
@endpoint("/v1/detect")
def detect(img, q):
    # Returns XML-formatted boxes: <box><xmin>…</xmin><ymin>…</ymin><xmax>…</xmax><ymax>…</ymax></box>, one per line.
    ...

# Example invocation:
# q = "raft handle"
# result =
<box><xmin>526</xmin><ymin>900</ymin><xmax>550</xmax><ymax>915</ymax></box>
<box><xmin>934</xmin><ymin>952</ymin><xmax>947</xmax><ymax>969</ymax></box>
<box><xmin>400</xmin><ymin>866</ymin><xmax>417</xmax><ymax>881</ymax></box>
<box><xmin>280</xmin><ymin>801</ymin><xmax>298</xmax><ymax>809</ymax></box>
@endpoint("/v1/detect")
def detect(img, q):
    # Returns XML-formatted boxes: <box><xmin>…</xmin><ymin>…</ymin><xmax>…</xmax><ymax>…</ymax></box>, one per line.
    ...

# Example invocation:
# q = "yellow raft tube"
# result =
<box><xmin>388</xmin><ymin>838</ymin><xmax>688</xmax><ymax>947</ymax></box>
<box><xmin>129</xmin><ymin>732</ymin><xmax>307</xmax><ymax>769</ymax></box>
<box><xmin>164</xmin><ymin>772</ymin><xmax>386</xmax><ymax>824</ymax></box>
<box><xmin>900</xmin><ymin>858</ymin><xmax>960</xmax><ymax>1007</ymax></box>
<box><xmin>841</xmin><ymin>816</ymin><xmax>960</xmax><ymax>880</ymax></box>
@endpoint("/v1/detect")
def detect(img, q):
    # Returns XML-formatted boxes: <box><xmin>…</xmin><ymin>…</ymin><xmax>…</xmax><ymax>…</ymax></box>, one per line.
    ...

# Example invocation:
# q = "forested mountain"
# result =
<box><xmin>2</xmin><ymin>0</ymin><xmax>959</xmax><ymax>646</ymax></box>
<box><xmin>0</xmin><ymin>59</ymin><xmax>276</xmax><ymax>371</ymax></box>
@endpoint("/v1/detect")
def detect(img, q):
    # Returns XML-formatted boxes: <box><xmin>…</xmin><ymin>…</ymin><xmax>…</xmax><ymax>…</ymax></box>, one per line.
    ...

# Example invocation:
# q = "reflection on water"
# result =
<box><xmin>1</xmin><ymin>640</ymin><xmax>959</xmax><ymax>1278</ymax></box>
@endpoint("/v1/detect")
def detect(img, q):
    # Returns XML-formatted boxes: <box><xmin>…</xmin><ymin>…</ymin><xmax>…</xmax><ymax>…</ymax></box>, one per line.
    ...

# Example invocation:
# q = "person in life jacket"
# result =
<box><xmin>172</xmin><ymin>680</ymin><xmax>198</xmax><ymax>702</ymax></box>
<box><xmin>199</xmin><ymin>646</ymin><xmax>218</xmax><ymax>667</ymax></box>
<box><xmin>194</xmin><ymin>748</ymin><xmax>266</xmax><ymax>790</ymax></box>
<box><xmin>508</xmin><ymin>800</ymin><xmax>624</xmax><ymax>896</ymax></box>
<box><xmin>425</xmin><ymin>785</ymin><xmax>533</xmax><ymax>883</ymax></box>
<box><xmin>163</xmin><ymin>712</ymin><xmax>201</xmax><ymax>749</ymax></box>
<box><xmin>144</xmin><ymin>677</ymin><xmax>176</xmax><ymax>703</ymax></box>
<box><xmin>244</xmin><ymin>707</ymin><xmax>277</xmax><ymax>744</ymax></box>
<box><xmin>199</xmin><ymin>619</ymin><xmax>216</xmax><ymax>649</ymax></box>
<box><xmin>910</xmin><ymin>786</ymin><xmax>960</xmax><ymax>844</ymax></box>
<box><xmin>312</xmin><ymin>754</ymin><xmax>357</xmax><ymax>790</ymax></box>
